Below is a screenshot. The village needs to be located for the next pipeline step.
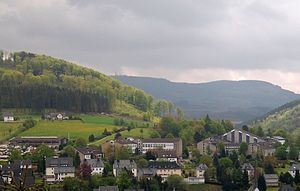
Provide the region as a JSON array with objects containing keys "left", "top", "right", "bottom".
[{"left": 0, "top": 112, "right": 299, "bottom": 191}]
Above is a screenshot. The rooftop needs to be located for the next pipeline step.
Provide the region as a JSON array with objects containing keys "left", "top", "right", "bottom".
[{"left": 148, "top": 161, "right": 181, "bottom": 169}]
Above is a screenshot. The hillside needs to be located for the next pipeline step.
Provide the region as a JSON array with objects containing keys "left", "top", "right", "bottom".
[
  {"left": 0, "top": 51, "right": 163, "bottom": 119},
  {"left": 115, "top": 75, "right": 300, "bottom": 122},
  {"left": 249, "top": 100, "right": 300, "bottom": 135}
]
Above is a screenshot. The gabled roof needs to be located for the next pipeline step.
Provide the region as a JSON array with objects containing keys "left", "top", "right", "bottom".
[
  {"left": 2, "top": 112, "right": 13, "bottom": 117},
  {"left": 113, "top": 160, "right": 137, "bottom": 169},
  {"left": 75, "top": 147, "right": 102, "bottom": 155},
  {"left": 148, "top": 161, "right": 181, "bottom": 169},
  {"left": 151, "top": 150, "right": 177, "bottom": 158},
  {"left": 289, "top": 163, "right": 300, "bottom": 171},
  {"left": 197, "top": 164, "right": 208, "bottom": 170},
  {"left": 86, "top": 159, "right": 104, "bottom": 168},
  {"left": 242, "top": 163, "right": 254, "bottom": 171},
  {"left": 45, "top": 157, "right": 73, "bottom": 167}
]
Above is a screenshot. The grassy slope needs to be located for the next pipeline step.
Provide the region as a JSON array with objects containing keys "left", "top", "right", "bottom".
[
  {"left": 20, "top": 120, "right": 118, "bottom": 141},
  {"left": 250, "top": 103, "right": 300, "bottom": 134},
  {"left": 18, "top": 115, "right": 152, "bottom": 142},
  {"left": 89, "top": 128, "right": 152, "bottom": 146},
  {"left": 0, "top": 122, "right": 22, "bottom": 142}
]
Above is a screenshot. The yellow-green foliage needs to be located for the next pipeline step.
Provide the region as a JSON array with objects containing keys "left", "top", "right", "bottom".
[
  {"left": 90, "top": 128, "right": 152, "bottom": 146},
  {"left": 20, "top": 120, "right": 119, "bottom": 141},
  {"left": 251, "top": 103, "right": 300, "bottom": 135},
  {"left": 0, "top": 122, "right": 22, "bottom": 141}
]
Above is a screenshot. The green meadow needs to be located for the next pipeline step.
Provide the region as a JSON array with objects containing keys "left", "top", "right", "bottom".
[
  {"left": 89, "top": 127, "right": 152, "bottom": 146},
  {"left": 20, "top": 120, "right": 118, "bottom": 141},
  {"left": 0, "top": 122, "right": 23, "bottom": 142}
]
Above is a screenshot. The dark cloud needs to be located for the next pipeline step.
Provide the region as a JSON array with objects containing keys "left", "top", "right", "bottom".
[{"left": 1, "top": 0, "right": 300, "bottom": 91}]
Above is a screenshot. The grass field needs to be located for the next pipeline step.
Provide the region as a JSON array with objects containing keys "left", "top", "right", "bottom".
[
  {"left": 0, "top": 122, "right": 23, "bottom": 142},
  {"left": 186, "top": 184, "right": 222, "bottom": 191},
  {"left": 20, "top": 120, "right": 119, "bottom": 141},
  {"left": 90, "top": 127, "right": 152, "bottom": 145},
  {"left": 275, "top": 165, "right": 290, "bottom": 175}
]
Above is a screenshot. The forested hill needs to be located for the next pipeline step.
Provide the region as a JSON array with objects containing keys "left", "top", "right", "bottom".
[
  {"left": 115, "top": 75, "right": 300, "bottom": 122},
  {"left": 0, "top": 51, "right": 170, "bottom": 118},
  {"left": 249, "top": 99, "right": 300, "bottom": 136}
]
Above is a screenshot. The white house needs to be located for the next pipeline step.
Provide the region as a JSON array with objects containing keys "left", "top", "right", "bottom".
[
  {"left": 45, "top": 157, "right": 75, "bottom": 184},
  {"left": 2, "top": 112, "right": 14, "bottom": 122},
  {"left": 195, "top": 164, "right": 208, "bottom": 183},
  {"left": 289, "top": 163, "right": 300, "bottom": 178},
  {"left": 86, "top": 159, "right": 105, "bottom": 175},
  {"left": 273, "top": 136, "right": 286, "bottom": 145}
]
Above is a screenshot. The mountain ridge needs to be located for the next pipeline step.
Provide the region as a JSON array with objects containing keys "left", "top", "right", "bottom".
[{"left": 115, "top": 75, "right": 300, "bottom": 122}]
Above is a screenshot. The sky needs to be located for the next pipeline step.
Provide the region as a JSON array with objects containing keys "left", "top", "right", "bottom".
[{"left": 1, "top": 0, "right": 300, "bottom": 92}]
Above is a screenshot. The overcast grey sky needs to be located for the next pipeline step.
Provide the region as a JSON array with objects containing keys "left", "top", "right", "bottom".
[{"left": 1, "top": 0, "right": 300, "bottom": 92}]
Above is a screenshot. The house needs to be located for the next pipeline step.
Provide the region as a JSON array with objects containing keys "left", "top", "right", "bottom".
[
  {"left": 147, "top": 161, "right": 182, "bottom": 180},
  {"left": 273, "top": 136, "right": 286, "bottom": 145},
  {"left": 86, "top": 159, "right": 105, "bottom": 175},
  {"left": 264, "top": 174, "right": 279, "bottom": 187},
  {"left": 2, "top": 112, "right": 14, "bottom": 122},
  {"left": 195, "top": 164, "right": 207, "bottom": 183},
  {"left": 138, "top": 168, "right": 156, "bottom": 180},
  {"left": 45, "top": 157, "right": 75, "bottom": 183},
  {"left": 151, "top": 150, "right": 178, "bottom": 162},
  {"left": 142, "top": 138, "right": 183, "bottom": 157},
  {"left": 93, "top": 186, "right": 119, "bottom": 191},
  {"left": 113, "top": 160, "right": 137, "bottom": 177},
  {"left": 0, "top": 160, "right": 35, "bottom": 187},
  {"left": 197, "top": 129, "right": 275, "bottom": 156},
  {"left": 242, "top": 163, "right": 255, "bottom": 179},
  {"left": 115, "top": 138, "right": 141, "bottom": 154},
  {"left": 288, "top": 163, "right": 300, "bottom": 178},
  {"left": 10, "top": 136, "right": 67, "bottom": 150},
  {"left": 75, "top": 147, "right": 103, "bottom": 162},
  {"left": 45, "top": 112, "right": 68, "bottom": 120},
  {"left": 279, "top": 184, "right": 295, "bottom": 191}
]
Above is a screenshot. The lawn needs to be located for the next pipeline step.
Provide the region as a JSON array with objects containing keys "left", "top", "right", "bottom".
[
  {"left": 275, "top": 165, "right": 290, "bottom": 175},
  {"left": 267, "top": 187, "right": 279, "bottom": 191},
  {"left": 20, "top": 120, "right": 118, "bottom": 141},
  {"left": 0, "top": 122, "right": 23, "bottom": 142},
  {"left": 80, "top": 114, "right": 153, "bottom": 127},
  {"left": 89, "top": 127, "right": 152, "bottom": 145},
  {"left": 186, "top": 184, "right": 222, "bottom": 191}
]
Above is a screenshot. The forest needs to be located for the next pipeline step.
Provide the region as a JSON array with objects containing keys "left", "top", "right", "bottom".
[{"left": 0, "top": 51, "right": 172, "bottom": 116}]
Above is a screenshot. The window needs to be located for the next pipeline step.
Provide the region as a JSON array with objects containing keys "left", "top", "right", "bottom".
[
  {"left": 246, "top": 135, "right": 250, "bottom": 143},
  {"left": 239, "top": 132, "right": 243, "bottom": 143}
]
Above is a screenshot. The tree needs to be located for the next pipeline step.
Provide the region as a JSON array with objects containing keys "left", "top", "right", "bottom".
[
  {"left": 31, "top": 144, "right": 55, "bottom": 173},
  {"left": 242, "top": 125, "right": 249, "bottom": 132},
  {"left": 295, "top": 170, "right": 300, "bottom": 185},
  {"left": 74, "top": 152, "right": 81, "bottom": 168},
  {"left": 22, "top": 118, "right": 36, "bottom": 129},
  {"left": 257, "top": 174, "right": 267, "bottom": 191},
  {"left": 199, "top": 155, "right": 213, "bottom": 167},
  {"left": 166, "top": 175, "right": 186, "bottom": 191},
  {"left": 176, "top": 107, "right": 184, "bottom": 120},
  {"left": 88, "top": 134, "right": 95, "bottom": 142},
  {"left": 75, "top": 137, "right": 87, "bottom": 147},
  {"left": 62, "top": 145, "right": 76, "bottom": 157},
  {"left": 79, "top": 161, "right": 92, "bottom": 180},
  {"left": 63, "top": 177, "right": 89, "bottom": 191},
  {"left": 239, "top": 142, "right": 248, "bottom": 156},
  {"left": 242, "top": 169, "right": 249, "bottom": 189},
  {"left": 289, "top": 145, "right": 299, "bottom": 160},
  {"left": 9, "top": 149, "right": 23, "bottom": 162},
  {"left": 117, "top": 170, "right": 132, "bottom": 191},
  {"left": 179, "top": 127, "right": 194, "bottom": 145},
  {"left": 150, "top": 131, "right": 161, "bottom": 138},
  {"left": 275, "top": 145, "right": 287, "bottom": 160},
  {"left": 115, "top": 148, "right": 130, "bottom": 160},
  {"left": 256, "top": 126, "right": 264, "bottom": 137},
  {"left": 194, "top": 131, "right": 203, "bottom": 143}
]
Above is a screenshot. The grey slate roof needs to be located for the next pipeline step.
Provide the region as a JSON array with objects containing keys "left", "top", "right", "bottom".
[
  {"left": 242, "top": 163, "right": 254, "bottom": 171},
  {"left": 113, "top": 160, "right": 137, "bottom": 169},
  {"left": 289, "top": 163, "right": 300, "bottom": 171},
  {"left": 86, "top": 159, "right": 104, "bottom": 168},
  {"left": 2, "top": 112, "right": 13, "bottom": 117},
  {"left": 147, "top": 161, "right": 181, "bottom": 169},
  {"left": 45, "top": 157, "right": 73, "bottom": 167},
  {"left": 197, "top": 164, "right": 208, "bottom": 171}
]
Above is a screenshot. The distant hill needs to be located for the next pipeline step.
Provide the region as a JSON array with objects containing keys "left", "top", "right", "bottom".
[
  {"left": 115, "top": 75, "right": 300, "bottom": 122},
  {"left": 249, "top": 99, "right": 300, "bottom": 135},
  {"left": 0, "top": 51, "right": 160, "bottom": 119}
]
